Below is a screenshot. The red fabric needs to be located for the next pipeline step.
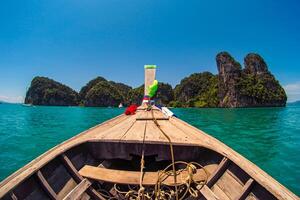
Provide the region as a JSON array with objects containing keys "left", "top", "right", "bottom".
[{"left": 125, "top": 104, "right": 138, "bottom": 115}]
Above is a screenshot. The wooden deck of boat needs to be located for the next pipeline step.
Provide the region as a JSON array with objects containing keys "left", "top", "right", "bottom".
[{"left": 91, "top": 107, "right": 201, "bottom": 144}]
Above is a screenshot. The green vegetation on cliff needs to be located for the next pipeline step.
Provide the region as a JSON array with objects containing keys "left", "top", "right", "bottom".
[
  {"left": 79, "top": 76, "right": 106, "bottom": 101},
  {"left": 109, "top": 81, "right": 132, "bottom": 102},
  {"left": 25, "top": 52, "right": 286, "bottom": 107},
  {"left": 126, "top": 85, "right": 144, "bottom": 105},
  {"left": 217, "top": 52, "right": 286, "bottom": 107},
  {"left": 79, "top": 77, "right": 131, "bottom": 107},
  {"left": 237, "top": 73, "right": 286, "bottom": 103},
  {"left": 171, "top": 72, "right": 218, "bottom": 107},
  {"left": 25, "top": 77, "right": 79, "bottom": 106},
  {"left": 84, "top": 81, "right": 123, "bottom": 107}
]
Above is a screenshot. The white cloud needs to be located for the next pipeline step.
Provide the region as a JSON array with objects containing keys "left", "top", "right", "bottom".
[
  {"left": 284, "top": 82, "right": 300, "bottom": 102},
  {"left": 0, "top": 95, "right": 24, "bottom": 103}
]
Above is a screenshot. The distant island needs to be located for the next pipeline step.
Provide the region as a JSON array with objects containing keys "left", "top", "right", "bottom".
[
  {"left": 287, "top": 101, "right": 300, "bottom": 106},
  {"left": 25, "top": 52, "right": 287, "bottom": 108}
]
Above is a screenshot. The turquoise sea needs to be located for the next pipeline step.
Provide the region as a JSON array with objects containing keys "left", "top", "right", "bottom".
[{"left": 0, "top": 104, "right": 299, "bottom": 196}]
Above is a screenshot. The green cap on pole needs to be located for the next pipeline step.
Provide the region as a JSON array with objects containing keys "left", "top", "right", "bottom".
[{"left": 144, "top": 65, "right": 157, "bottom": 69}]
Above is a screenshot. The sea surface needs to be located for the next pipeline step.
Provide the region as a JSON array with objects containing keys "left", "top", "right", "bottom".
[{"left": 0, "top": 103, "right": 299, "bottom": 196}]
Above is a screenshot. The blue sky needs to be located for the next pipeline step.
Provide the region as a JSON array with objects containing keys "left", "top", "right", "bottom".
[{"left": 1, "top": 0, "right": 300, "bottom": 103}]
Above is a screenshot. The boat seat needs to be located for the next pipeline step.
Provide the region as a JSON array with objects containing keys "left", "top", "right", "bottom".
[{"left": 79, "top": 165, "right": 214, "bottom": 186}]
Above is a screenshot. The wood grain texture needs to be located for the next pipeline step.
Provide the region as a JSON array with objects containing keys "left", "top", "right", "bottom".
[
  {"left": 63, "top": 179, "right": 91, "bottom": 200},
  {"left": 211, "top": 184, "right": 231, "bottom": 200},
  {"left": 60, "top": 154, "right": 105, "bottom": 200},
  {"left": 235, "top": 178, "right": 255, "bottom": 200},
  {"left": 200, "top": 185, "right": 220, "bottom": 200},
  {"left": 79, "top": 165, "right": 211, "bottom": 186},
  {"left": 207, "top": 157, "right": 230, "bottom": 187}
]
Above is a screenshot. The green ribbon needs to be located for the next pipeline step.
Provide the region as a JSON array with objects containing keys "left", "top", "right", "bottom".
[{"left": 148, "top": 80, "right": 158, "bottom": 97}]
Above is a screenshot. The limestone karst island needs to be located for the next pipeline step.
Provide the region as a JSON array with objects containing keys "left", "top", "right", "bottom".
[
  {"left": 25, "top": 52, "right": 286, "bottom": 108},
  {"left": 1, "top": 1, "right": 300, "bottom": 200}
]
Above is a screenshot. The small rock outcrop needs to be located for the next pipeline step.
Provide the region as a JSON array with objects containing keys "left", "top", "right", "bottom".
[
  {"left": 25, "top": 77, "right": 79, "bottom": 106},
  {"left": 217, "top": 52, "right": 286, "bottom": 107},
  {"left": 244, "top": 53, "right": 268, "bottom": 74}
]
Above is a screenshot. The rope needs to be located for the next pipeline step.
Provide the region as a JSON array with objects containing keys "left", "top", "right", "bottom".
[
  {"left": 137, "top": 116, "right": 148, "bottom": 200},
  {"left": 150, "top": 108, "right": 179, "bottom": 200}
]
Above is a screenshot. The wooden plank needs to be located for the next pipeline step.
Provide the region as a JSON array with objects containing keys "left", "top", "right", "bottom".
[
  {"left": 200, "top": 185, "right": 220, "bottom": 200},
  {"left": 98, "top": 115, "right": 137, "bottom": 140},
  {"left": 63, "top": 179, "right": 91, "bottom": 200},
  {"left": 80, "top": 193, "right": 90, "bottom": 200},
  {"left": 60, "top": 154, "right": 82, "bottom": 183},
  {"left": 207, "top": 157, "right": 230, "bottom": 187},
  {"left": 235, "top": 178, "right": 255, "bottom": 200},
  {"left": 211, "top": 184, "right": 231, "bottom": 200},
  {"left": 152, "top": 109, "right": 169, "bottom": 119},
  {"left": 36, "top": 170, "right": 57, "bottom": 200},
  {"left": 79, "top": 165, "right": 208, "bottom": 186},
  {"left": 60, "top": 154, "right": 105, "bottom": 200},
  {"left": 120, "top": 119, "right": 147, "bottom": 141},
  {"left": 245, "top": 193, "right": 258, "bottom": 200},
  {"left": 144, "top": 120, "right": 167, "bottom": 142},
  {"left": 121, "top": 116, "right": 168, "bottom": 143},
  {"left": 57, "top": 178, "right": 77, "bottom": 199},
  {"left": 215, "top": 170, "right": 244, "bottom": 199},
  {"left": 157, "top": 120, "right": 199, "bottom": 143}
]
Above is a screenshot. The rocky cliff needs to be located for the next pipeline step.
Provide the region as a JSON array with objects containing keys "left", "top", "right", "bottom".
[
  {"left": 25, "top": 52, "right": 286, "bottom": 107},
  {"left": 25, "top": 77, "right": 79, "bottom": 106},
  {"left": 217, "top": 52, "right": 286, "bottom": 107}
]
